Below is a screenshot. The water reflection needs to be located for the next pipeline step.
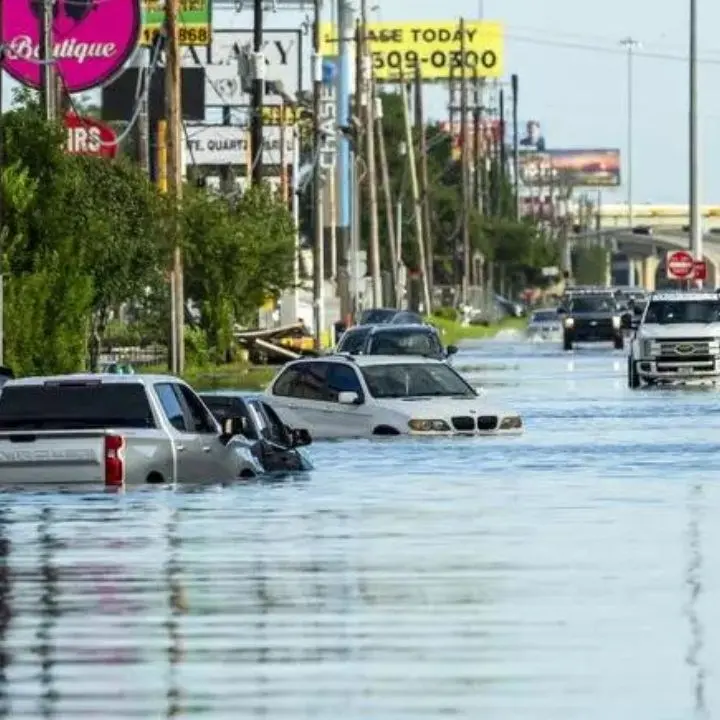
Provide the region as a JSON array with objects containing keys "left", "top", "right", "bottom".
[
  {"left": 166, "top": 504, "right": 183, "bottom": 719},
  {"left": 0, "top": 510, "right": 10, "bottom": 718},
  {"left": 36, "top": 508, "right": 58, "bottom": 719},
  {"left": 685, "top": 483, "right": 707, "bottom": 718}
]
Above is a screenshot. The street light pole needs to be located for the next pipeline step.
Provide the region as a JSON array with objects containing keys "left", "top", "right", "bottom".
[
  {"left": 620, "top": 37, "right": 639, "bottom": 230},
  {"left": 689, "top": 0, "right": 702, "bottom": 284}
]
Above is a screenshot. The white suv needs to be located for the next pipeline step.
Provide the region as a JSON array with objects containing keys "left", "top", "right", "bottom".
[
  {"left": 628, "top": 291, "right": 720, "bottom": 387},
  {"left": 264, "top": 355, "right": 523, "bottom": 439}
]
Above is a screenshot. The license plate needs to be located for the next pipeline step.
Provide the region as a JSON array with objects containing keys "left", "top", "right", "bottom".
[{"left": 677, "top": 366, "right": 693, "bottom": 375}]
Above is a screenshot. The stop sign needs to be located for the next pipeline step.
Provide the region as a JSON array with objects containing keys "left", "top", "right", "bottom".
[
  {"left": 666, "top": 250, "right": 695, "bottom": 279},
  {"left": 64, "top": 113, "right": 118, "bottom": 159}
]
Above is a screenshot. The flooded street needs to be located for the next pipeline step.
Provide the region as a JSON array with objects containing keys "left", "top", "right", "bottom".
[{"left": 2, "top": 332, "right": 720, "bottom": 718}]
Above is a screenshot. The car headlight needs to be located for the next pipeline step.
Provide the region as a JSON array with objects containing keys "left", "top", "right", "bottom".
[
  {"left": 641, "top": 339, "right": 653, "bottom": 356},
  {"left": 408, "top": 419, "right": 451, "bottom": 432},
  {"left": 612, "top": 315, "right": 621, "bottom": 328},
  {"left": 564, "top": 317, "right": 574, "bottom": 328},
  {"left": 499, "top": 416, "right": 523, "bottom": 430}
]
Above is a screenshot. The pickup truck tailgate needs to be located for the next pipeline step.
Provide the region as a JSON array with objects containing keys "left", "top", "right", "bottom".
[{"left": 0, "top": 431, "right": 106, "bottom": 486}]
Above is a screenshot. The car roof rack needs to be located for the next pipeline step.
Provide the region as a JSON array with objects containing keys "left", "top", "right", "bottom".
[{"left": 334, "top": 351, "right": 357, "bottom": 361}]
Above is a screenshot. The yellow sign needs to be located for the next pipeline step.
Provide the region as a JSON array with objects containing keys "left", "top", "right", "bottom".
[
  {"left": 319, "top": 20, "right": 503, "bottom": 81},
  {"left": 261, "top": 105, "right": 301, "bottom": 126},
  {"left": 141, "top": 0, "right": 211, "bottom": 47}
]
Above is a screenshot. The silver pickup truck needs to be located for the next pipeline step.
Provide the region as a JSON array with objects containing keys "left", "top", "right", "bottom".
[{"left": 0, "top": 373, "right": 265, "bottom": 489}]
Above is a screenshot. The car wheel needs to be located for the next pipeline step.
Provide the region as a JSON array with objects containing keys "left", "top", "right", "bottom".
[{"left": 627, "top": 356, "right": 641, "bottom": 389}]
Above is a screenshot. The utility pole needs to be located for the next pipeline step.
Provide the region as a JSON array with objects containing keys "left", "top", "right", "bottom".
[
  {"left": 375, "top": 93, "right": 398, "bottom": 307},
  {"left": 137, "top": 47, "right": 150, "bottom": 177},
  {"left": 459, "top": 18, "right": 470, "bottom": 305},
  {"left": 511, "top": 74, "right": 520, "bottom": 220},
  {"left": 353, "top": 19, "right": 363, "bottom": 315},
  {"left": 0, "top": 0, "right": 4, "bottom": 366},
  {"left": 472, "top": 68, "right": 483, "bottom": 214},
  {"left": 40, "top": 0, "right": 56, "bottom": 121},
  {"left": 620, "top": 37, "right": 639, "bottom": 229},
  {"left": 166, "top": 0, "right": 184, "bottom": 373},
  {"left": 362, "top": 11, "right": 381, "bottom": 307},
  {"left": 415, "top": 65, "right": 433, "bottom": 306},
  {"left": 399, "top": 76, "right": 431, "bottom": 314},
  {"left": 251, "top": 0, "right": 264, "bottom": 184},
  {"left": 688, "top": 0, "right": 702, "bottom": 281},
  {"left": 312, "top": 0, "right": 325, "bottom": 349}
]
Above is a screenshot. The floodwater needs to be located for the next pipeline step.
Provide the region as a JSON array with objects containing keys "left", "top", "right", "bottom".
[{"left": 2, "top": 330, "right": 720, "bottom": 718}]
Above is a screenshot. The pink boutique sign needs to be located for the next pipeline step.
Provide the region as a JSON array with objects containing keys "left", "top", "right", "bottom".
[{"left": 1, "top": 0, "right": 141, "bottom": 93}]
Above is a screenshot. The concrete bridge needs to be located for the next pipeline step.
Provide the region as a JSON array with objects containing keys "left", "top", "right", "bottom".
[
  {"left": 572, "top": 225, "right": 720, "bottom": 290},
  {"left": 597, "top": 204, "right": 720, "bottom": 229}
]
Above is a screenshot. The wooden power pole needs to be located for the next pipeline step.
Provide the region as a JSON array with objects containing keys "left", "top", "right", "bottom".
[
  {"left": 312, "top": 0, "right": 324, "bottom": 349},
  {"left": 459, "top": 18, "right": 471, "bottom": 305},
  {"left": 166, "top": 0, "right": 184, "bottom": 373},
  {"left": 414, "top": 66, "right": 433, "bottom": 306},
  {"left": 399, "top": 75, "right": 431, "bottom": 314}
]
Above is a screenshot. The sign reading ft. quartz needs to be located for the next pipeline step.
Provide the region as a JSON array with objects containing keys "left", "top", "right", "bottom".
[
  {"left": 2, "top": 0, "right": 141, "bottom": 93},
  {"left": 319, "top": 20, "right": 503, "bottom": 81}
]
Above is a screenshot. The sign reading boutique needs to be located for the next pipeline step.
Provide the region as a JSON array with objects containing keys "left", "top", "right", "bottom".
[
  {"left": 319, "top": 20, "right": 503, "bottom": 81},
  {"left": 183, "top": 125, "right": 295, "bottom": 166},
  {"left": 1, "top": 0, "right": 141, "bottom": 93}
]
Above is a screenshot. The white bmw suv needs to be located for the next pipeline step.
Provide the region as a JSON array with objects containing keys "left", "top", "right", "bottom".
[
  {"left": 263, "top": 355, "right": 523, "bottom": 439},
  {"left": 628, "top": 290, "right": 720, "bottom": 387}
]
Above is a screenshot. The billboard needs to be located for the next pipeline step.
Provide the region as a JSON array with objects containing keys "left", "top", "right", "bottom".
[
  {"left": 141, "top": 0, "right": 211, "bottom": 46},
  {"left": 183, "top": 124, "right": 295, "bottom": 166},
  {"left": 319, "top": 20, "right": 503, "bottom": 81},
  {"left": 196, "top": 29, "right": 303, "bottom": 107},
  {"left": 519, "top": 149, "right": 620, "bottom": 187},
  {"left": 2, "top": 0, "right": 141, "bottom": 93}
]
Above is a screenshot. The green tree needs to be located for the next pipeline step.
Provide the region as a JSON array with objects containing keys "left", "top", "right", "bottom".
[{"left": 182, "top": 183, "right": 296, "bottom": 361}]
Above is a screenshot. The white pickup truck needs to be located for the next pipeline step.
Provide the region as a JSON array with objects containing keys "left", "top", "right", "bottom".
[
  {"left": 628, "top": 291, "right": 720, "bottom": 387},
  {"left": 0, "top": 373, "right": 264, "bottom": 488}
]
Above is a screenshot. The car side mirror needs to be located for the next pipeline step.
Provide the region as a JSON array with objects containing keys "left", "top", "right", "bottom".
[
  {"left": 446, "top": 345, "right": 458, "bottom": 355},
  {"left": 337, "top": 391, "right": 361, "bottom": 405},
  {"left": 290, "top": 428, "right": 312, "bottom": 447},
  {"left": 621, "top": 312, "right": 632, "bottom": 329},
  {"left": 221, "top": 416, "right": 245, "bottom": 441}
]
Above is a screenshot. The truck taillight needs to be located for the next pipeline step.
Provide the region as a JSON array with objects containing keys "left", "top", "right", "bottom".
[{"left": 104, "top": 434, "right": 125, "bottom": 488}]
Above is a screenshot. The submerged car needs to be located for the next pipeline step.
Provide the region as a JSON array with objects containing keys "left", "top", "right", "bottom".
[
  {"left": 558, "top": 291, "right": 630, "bottom": 351},
  {"left": 199, "top": 391, "right": 313, "bottom": 474},
  {"left": 336, "top": 324, "right": 457, "bottom": 361},
  {"left": 263, "top": 355, "right": 523, "bottom": 439},
  {"left": 526, "top": 309, "right": 562, "bottom": 340}
]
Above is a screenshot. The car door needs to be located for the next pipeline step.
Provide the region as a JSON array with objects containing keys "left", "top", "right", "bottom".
[
  {"left": 248, "top": 400, "right": 303, "bottom": 473},
  {"left": 175, "top": 384, "right": 239, "bottom": 482},
  {"left": 324, "top": 363, "right": 373, "bottom": 437},
  {"left": 153, "top": 382, "right": 200, "bottom": 483}
]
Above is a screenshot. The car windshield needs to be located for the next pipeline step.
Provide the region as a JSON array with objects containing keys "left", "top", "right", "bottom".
[
  {"left": 337, "top": 327, "right": 372, "bottom": 354},
  {"left": 569, "top": 296, "right": 615, "bottom": 313},
  {"left": 644, "top": 300, "right": 720, "bottom": 324},
  {"left": 359, "top": 309, "right": 396, "bottom": 324},
  {"left": 361, "top": 363, "right": 475, "bottom": 399},
  {"left": 531, "top": 311, "right": 557, "bottom": 323},
  {"left": 366, "top": 329, "right": 443, "bottom": 358}
]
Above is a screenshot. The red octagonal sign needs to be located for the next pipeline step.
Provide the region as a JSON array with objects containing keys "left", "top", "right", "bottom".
[
  {"left": 64, "top": 113, "right": 118, "bottom": 159},
  {"left": 666, "top": 250, "right": 695, "bottom": 280}
]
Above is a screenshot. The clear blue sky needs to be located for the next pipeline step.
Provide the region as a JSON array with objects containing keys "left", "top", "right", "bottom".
[{"left": 3, "top": 0, "right": 719, "bottom": 205}]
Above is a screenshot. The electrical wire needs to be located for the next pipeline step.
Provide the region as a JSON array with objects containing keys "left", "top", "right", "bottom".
[{"left": 60, "top": 37, "right": 162, "bottom": 147}]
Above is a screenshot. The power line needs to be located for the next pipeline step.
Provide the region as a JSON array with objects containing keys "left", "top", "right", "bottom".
[{"left": 507, "top": 32, "right": 720, "bottom": 65}]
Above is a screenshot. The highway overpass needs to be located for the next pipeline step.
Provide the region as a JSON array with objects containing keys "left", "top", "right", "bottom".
[{"left": 598, "top": 204, "right": 720, "bottom": 228}]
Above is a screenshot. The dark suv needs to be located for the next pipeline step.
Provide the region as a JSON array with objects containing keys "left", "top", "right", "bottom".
[{"left": 558, "top": 292, "right": 630, "bottom": 351}]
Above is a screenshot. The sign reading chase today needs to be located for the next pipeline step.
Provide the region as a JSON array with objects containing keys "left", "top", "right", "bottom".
[
  {"left": 1, "top": 0, "right": 141, "bottom": 93},
  {"left": 319, "top": 20, "right": 503, "bottom": 81}
]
